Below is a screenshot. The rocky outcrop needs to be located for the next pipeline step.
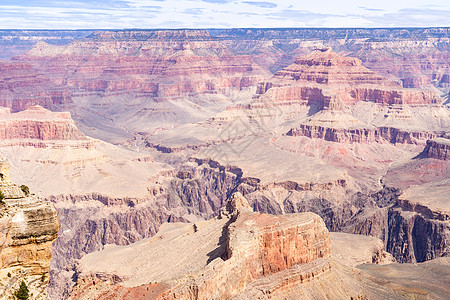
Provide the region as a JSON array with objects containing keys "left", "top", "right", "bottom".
[
  {"left": 0, "top": 61, "right": 72, "bottom": 112},
  {"left": 420, "top": 138, "right": 450, "bottom": 160},
  {"left": 386, "top": 208, "right": 449, "bottom": 263},
  {"left": 288, "top": 124, "right": 439, "bottom": 144},
  {"left": 254, "top": 48, "right": 440, "bottom": 107},
  {"left": 69, "top": 193, "right": 331, "bottom": 299},
  {"left": 0, "top": 105, "right": 87, "bottom": 141},
  {"left": 210, "top": 28, "right": 450, "bottom": 93},
  {"left": 386, "top": 181, "right": 449, "bottom": 263},
  {"left": 0, "top": 158, "right": 60, "bottom": 299}
]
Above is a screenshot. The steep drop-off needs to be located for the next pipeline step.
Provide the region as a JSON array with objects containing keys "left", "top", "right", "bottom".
[{"left": 0, "top": 158, "right": 60, "bottom": 299}]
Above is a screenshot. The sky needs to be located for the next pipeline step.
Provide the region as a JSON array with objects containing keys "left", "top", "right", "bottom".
[{"left": 0, "top": 0, "right": 449, "bottom": 29}]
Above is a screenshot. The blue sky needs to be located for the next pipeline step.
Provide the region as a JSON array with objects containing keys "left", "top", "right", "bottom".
[{"left": 0, "top": 0, "right": 449, "bottom": 29}]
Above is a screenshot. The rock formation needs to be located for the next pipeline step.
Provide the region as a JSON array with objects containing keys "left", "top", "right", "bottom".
[
  {"left": 255, "top": 48, "right": 439, "bottom": 107},
  {"left": 0, "top": 105, "right": 87, "bottom": 141},
  {"left": 0, "top": 61, "right": 71, "bottom": 112},
  {"left": 288, "top": 121, "right": 440, "bottom": 145},
  {"left": 68, "top": 194, "right": 449, "bottom": 300},
  {"left": 420, "top": 138, "right": 450, "bottom": 160},
  {"left": 7, "top": 30, "right": 270, "bottom": 141},
  {"left": 0, "top": 158, "right": 60, "bottom": 299},
  {"left": 68, "top": 193, "right": 332, "bottom": 299},
  {"left": 251, "top": 49, "right": 448, "bottom": 146},
  {"left": 386, "top": 179, "right": 450, "bottom": 262},
  {"left": 0, "top": 28, "right": 448, "bottom": 299}
]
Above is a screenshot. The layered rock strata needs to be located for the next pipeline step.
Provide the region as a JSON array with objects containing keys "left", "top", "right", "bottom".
[
  {"left": 288, "top": 123, "right": 440, "bottom": 144},
  {"left": 0, "top": 105, "right": 87, "bottom": 141},
  {"left": 69, "top": 193, "right": 331, "bottom": 299},
  {"left": 0, "top": 61, "right": 71, "bottom": 112},
  {"left": 255, "top": 48, "right": 440, "bottom": 107},
  {"left": 14, "top": 30, "right": 269, "bottom": 100},
  {"left": 420, "top": 138, "right": 450, "bottom": 160},
  {"left": 0, "top": 158, "right": 60, "bottom": 299},
  {"left": 386, "top": 180, "right": 450, "bottom": 263}
]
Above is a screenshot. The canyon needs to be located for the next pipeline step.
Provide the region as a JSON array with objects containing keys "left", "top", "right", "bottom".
[
  {"left": 0, "top": 28, "right": 448, "bottom": 299},
  {"left": 0, "top": 158, "right": 60, "bottom": 299}
]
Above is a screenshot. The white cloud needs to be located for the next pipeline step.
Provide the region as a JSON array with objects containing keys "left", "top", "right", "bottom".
[{"left": 0, "top": 0, "right": 448, "bottom": 29}]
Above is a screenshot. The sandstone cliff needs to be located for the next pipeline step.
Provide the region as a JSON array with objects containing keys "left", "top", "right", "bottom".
[
  {"left": 420, "top": 138, "right": 450, "bottom": 160},
  {"left": 0, "top": 158, "right": 60, "bottom": 299},
  {"left": 67, "top": 194, "right": 449, "bottom": 300},
  {"left": 386, "top": 180, "right": 450, "bottom": 263},
  {"left": 255, "top": 48, "right": 440, "bottom": 107},
  {"left": 69, "top": 193, "right": 332, "bottom": 299},
  {"left": 0, "top": 105, "right": 87, "bottom": 141},
  {"left": 288, "top": 122, "right": 440, "bottom": 145}
]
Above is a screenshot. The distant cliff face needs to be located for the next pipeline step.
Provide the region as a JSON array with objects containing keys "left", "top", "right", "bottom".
[
  {"left": 13, "top": 31, "right": 269, "bottom": 99},
  {"left": 288, "top": 125, "right": 440, "bottom": 145},
  {"left": 420, "top": 138, "right": 450, "bottom": 160},
  {"left": 0, "top": 61, "right": 72, "bottom": 112},
  {"left": 0, "top": 105, "right": 87, "bottom": 141},
  {"left": 255, "top": 49, "right": 440, "bottom": 107},
  {"left": 0, "top": 158, "right": 60, "bottom": 299}
]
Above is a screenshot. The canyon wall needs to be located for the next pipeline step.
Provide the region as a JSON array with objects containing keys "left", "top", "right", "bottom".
[
  {"left": 0, "top": 105, "right": 87, "bottom": 140},
  {"left": 69, "top": 193, "right": 332, "bottom": 299},
  {"left": 0, "top": 158, "right": 60, "bottom": 299},
  {"left": 288, "top": 125, "right": 440, "bottom": 145},
  {"left": 420, "top": 138, "right": 450, "bottom": 160}
]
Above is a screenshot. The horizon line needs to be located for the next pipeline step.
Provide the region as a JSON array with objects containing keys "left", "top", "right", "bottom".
[{"left": 0, "top": 26, "right": 449, "bottom": 31}]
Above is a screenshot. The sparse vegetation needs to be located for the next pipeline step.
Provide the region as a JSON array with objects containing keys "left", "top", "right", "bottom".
[
  {"left": 41, "top": 273, "right": 46, "bottom": 283},
  {"left": 0, "top": 190, "right": 5, "bottom": 206},
  {"left": 15, "top": 281, "right": 29, "bottom": 300},
  {"left": 20, "top": 185, "right": 30, "bottom": 196}
]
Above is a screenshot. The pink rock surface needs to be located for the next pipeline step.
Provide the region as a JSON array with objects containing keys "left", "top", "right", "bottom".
[
  {"left": 0, "top": 105, "right": 86, "bottom": 140},
  {"left": 0, "top": 61, "right": 72, "bottom": 112},
  {"left": 255, "top": 48, "right": 440, "bottom": 107},
  {"left": 12, "top": 31, "right": 269, "bottom": 102},
  {"left": 69, "top": 194, "right": 331, "bottom": 299},
  {"left": 420, "top": 138, "right": 450, "bottom": 160}
]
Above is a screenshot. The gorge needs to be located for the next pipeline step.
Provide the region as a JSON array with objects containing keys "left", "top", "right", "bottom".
[{"left": 0, "top": 27, "right": 448, "bottom": 299}]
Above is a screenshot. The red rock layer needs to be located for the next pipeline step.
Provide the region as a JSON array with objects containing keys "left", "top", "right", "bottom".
[
  {"left": 420, "top": 139, "right": 450, "bottom": 160},
  {"left": 287, "top": 125, "right": 439, "bottom": 144},
  {"left": 0, "top": 61, "right": 72, "bottom": 112},
  {"left": 11, "top": 31, "right": 269, "bottom": 104},
  {"left": 0, "top": 105, "right": 86, "bottom": 140},
  {"left": 359, "top": 48, "right": 450, "bottom": 89},
  {"left": 69, "top": 195, "right": 331, "bottom": 300},
  {"left": 255, "top": 48, "right": 440, "bottom": 107},
  {"left": 226, "top": 212, "right": 331, "bottom": 276}
]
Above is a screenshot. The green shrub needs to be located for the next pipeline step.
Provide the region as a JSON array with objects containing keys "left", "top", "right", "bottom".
[
  {"left": 7, "top": 272, "right": 11, "bottom": 278},
  {"left": 41, "top": 273, "right": 46, "bottom": 283},
  {"left": 15, "top": 281, "right": 29, "bottom": 300},
  {"left": 20, "top": 185, "right": 30, "bottom": 196},
  {"left": 0, "top": 190, "right": 5, "bottom": 206}
]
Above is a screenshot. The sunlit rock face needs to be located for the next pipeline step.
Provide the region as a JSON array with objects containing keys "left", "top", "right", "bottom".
[
  {"left": 255, "top": 48, "right": 439, "bottom": 107},
  {"left": 0, "top": 158, "right": 60, "bottom": 299},
  {"left": 69, "top": 193, "right": 332, "bottom": 300},
  {"left": 0, "top": 105, "right": 86, "bottom": 141}
]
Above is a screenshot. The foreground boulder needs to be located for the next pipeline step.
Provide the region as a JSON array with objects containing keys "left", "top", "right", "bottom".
[{"left": 0, "top": 158, "right": 60, "bottom": 299}]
